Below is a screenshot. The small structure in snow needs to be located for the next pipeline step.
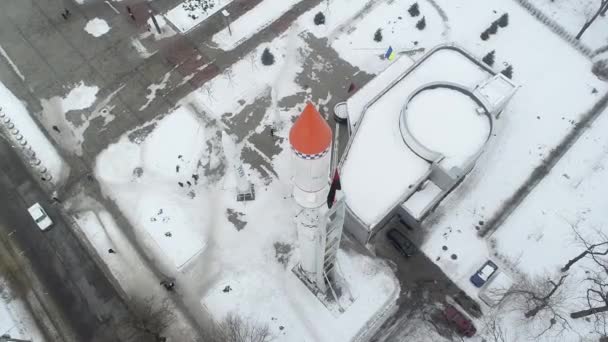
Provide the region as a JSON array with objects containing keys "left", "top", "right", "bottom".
[{"left": 221, "top": 131, "right": 255, "bottom": 201}]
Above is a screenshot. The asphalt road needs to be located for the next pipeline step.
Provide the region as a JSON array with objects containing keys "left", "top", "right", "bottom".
[
  {"left": 369, "top": 220, "right": 483, "bottom": 341},
  {"left": 0, "top": 137, "right": 134, "bottom": 342}
]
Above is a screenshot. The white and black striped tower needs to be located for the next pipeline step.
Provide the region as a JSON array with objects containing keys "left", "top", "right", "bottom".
[{"left": 289, "top": 102, "right": 335, "bottom": 291}]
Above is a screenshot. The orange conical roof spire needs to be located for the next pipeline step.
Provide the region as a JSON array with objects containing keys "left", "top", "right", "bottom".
[{"left": 289, "top": 103, "right": 332, "bottom": 155}]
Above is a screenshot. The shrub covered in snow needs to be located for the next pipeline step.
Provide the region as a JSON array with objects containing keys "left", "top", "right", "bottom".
[
  {"left": 482, "top": 50, "right": 495, "bottom": 66},
  {"left": 592, "top": 59, "right": 608, "bottom": 80},
  {"left": 408, "top": 3, "right": 420, "bottom": 17},
  {"left": 261, "top": 48, "right": 275, "bottom": 66},
  {"left": 183, "top": 0, "right": 217, "bottom": 19},
  {"left": 497, "top": 13, "right": 509, "bottom": 28},
  {"left": 488, "top": 21, "right": 499, "bottom": 35},
  {"left": 416, "top": 16, "right": 426, "bottom": 30},
  {"left": 314, "top": 12, "right": 325, "bottom": 26},
  {"left": 374, "top": 28, "right": 383, "bottom": 42},
  {"left": 501, "top": 65, "right": 513, "bottom": 79}
]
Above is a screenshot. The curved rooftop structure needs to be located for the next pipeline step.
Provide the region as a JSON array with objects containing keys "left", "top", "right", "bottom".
[{"left": 338, "top": 44, "right": 518, "bottom": 244}]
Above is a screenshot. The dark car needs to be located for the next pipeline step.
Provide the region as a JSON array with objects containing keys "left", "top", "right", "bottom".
[
  {"left": 470, "top": 260, "right": 498, "bottom": 288},
  {"left": 443, "top": 304, "right": 477, "bottom": 337},
  {"left": 386, "top": 229, "right": 416, "bottom": 257}
]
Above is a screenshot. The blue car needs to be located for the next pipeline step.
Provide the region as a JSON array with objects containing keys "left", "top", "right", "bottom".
[{"left": 470, "top": 260, "right": 498, "bottom": 288}]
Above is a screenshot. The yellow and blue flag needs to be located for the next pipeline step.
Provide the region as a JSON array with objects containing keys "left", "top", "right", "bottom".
[{"left": 385, "top": 46, "right": 395, "bottom": 61}]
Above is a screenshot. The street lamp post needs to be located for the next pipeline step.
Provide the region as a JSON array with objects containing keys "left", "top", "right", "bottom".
[{"left": 221, "top": 9, "right": 232, "bottom": 36}]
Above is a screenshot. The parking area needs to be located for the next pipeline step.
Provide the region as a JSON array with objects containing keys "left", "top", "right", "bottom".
[{"left": 369, "top": 218, "right": 483, "bottom": 341}]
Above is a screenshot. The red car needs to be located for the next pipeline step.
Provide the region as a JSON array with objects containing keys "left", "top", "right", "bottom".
[{"left": 443, "top": 304, "right": 477, "bottom": 337}]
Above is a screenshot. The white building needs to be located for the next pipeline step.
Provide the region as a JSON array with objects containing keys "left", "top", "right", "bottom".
[{"left": 339, "top": 44, "right": 519, "bottom": 244}]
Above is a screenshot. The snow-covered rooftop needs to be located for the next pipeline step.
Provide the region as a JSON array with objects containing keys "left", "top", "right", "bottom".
[{"left": 341, "top": 46, "right": 497, "bottom": 228}]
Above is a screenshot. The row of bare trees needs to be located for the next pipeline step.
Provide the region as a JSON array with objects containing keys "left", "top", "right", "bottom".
[
  {"left": 482, "top": 223, "right": 608, "bottom": 340},
  {"left": 125, "top": 297, "right": 271, "bottom": 342}
]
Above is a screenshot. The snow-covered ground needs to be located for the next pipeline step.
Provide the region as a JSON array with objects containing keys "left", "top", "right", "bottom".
[
  {"left": 94, "top": 102, "right": 399, "bottom": 341},
  {"left": 39, "top": 81, "right": 121, "bottom": 156},
  {"left": 88, "top": 9, "right": 403, "bottom": 339},
  {"left": 165, "top": 0, "right": 233, "bottom": 33},
  {"left": 0, "top": 82, "right": 69, "bottom": 186},
  {"left": 0, "top": 276, "right": 46, "bottom": 341}
]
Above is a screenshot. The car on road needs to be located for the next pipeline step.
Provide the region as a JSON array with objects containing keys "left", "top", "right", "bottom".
[
  {"left": 470, "top": 260, "right": 498, "bottom": 288},
  {"left": 386, "top": 228, "right": 416, "bottom": 257},
  {"left": 27, "top": 203, "right": 53, "bottom": 231},
  {"left": 443, "top": 304, "right": 477, "bottom": 337}
]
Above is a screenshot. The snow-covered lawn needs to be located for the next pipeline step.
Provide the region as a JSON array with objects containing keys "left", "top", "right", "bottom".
[
  {"left": 95, "top": 101, "right": 399, "bottom": 340},
  {"left": 331, "top": 0, "right": 446, "bottom": 74},
  {"left": 165, "top": 0, "right": 233, "bottom": 33},
  {"left": 527, "top": 0, "right": 608, "bottom": 50},
  {"left": 0, "top": 82, "right": 69, "bottom": 186},
  {"left": 212, "top": 0, "right": 302, "bottom": 51},
  {"left": 0, "top": 276, "right": 46, "bottom": 342}
]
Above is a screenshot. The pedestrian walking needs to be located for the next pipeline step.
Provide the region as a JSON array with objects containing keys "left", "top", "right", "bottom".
[
  {"left": 347, "top": 82, "right": 356, "bottom": 94},
  {"left": 160, "top": 280, "right": 175, "bottom": 291},
  {"left": 61, "top": 12, "right": 67, "bottom": 20},
  {"left": 270, "top": 128, "right": 275, "bottom": 137},
  {"left": 126, "top": 6, "right": 136, "bottom": 21}
]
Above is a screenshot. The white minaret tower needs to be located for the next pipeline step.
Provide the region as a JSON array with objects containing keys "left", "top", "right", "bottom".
[{"left": 290, "top": 102, "right": 343, "bottom": 293}]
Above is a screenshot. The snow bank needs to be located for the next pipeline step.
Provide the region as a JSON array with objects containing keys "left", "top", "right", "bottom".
[
  {"left": 212, "top": 0, "right": 301, "bottom": 51},
  {"left": 0, "top": 276, "right": 46, "bottom": 342},
  {"left": 84, "top": 18, "right": 110, "bottom": 37},
  {"left": 0, "top": 82, "right": 69, "bottom": 185},
  {"left": 165, "top": 0, "right": 233, "bottom": 33},
  {"left": 96, "top": 107, "right": 208, "bottom": 270}
]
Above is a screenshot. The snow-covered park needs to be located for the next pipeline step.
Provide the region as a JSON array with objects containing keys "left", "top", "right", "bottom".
[{"left": 2, "top": 0, "right": 608, "bottom": 340}]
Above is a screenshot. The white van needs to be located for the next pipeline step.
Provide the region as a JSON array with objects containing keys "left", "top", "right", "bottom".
[{"left": 479, "top": 271, "right": 513, "bottom": 307}]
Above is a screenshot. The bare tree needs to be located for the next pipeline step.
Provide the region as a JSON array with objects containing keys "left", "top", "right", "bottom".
[
  {"left": 576, "top": 0, "right": 608, "bottom": 39},
  {"left": 203, "top": 313, "right": 271, "bottom": 342},
  {"left": 562, "top": 224, "right": 608, "bottom": 272},
  {"left": 505, "top": 274, "right": 571, "bottom": 338},
  {"left": 124, "top": 297, "right": 175, "bottom": 342}
]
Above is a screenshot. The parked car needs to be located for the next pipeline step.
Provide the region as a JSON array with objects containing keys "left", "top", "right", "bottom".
[
  {"left": 27, "top": 203, "right": 53, "bottom": 231},
  {"left": 479, "top": 271, "right": 513, "bottom": 306},
  {"left": 386, "top": 229, "right": 416, "bottom": 257},
  {"left": 470, "top": 260, "right": 498, "bottom": 288},
  {"left": 443, "top": 304, "right": 477, "bottom": 337}
]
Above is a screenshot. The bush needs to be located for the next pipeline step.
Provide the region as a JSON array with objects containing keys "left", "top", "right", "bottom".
[
  {"left": 487, "top": 21, "right": 498, "bottom": 34},
  {"left": 408, "top": 3, "right": 420, "bottom": 17},
  {"left": 314, "top": 12, "right": 325, "bottom": 25},
  {"left": 374, "top": 28, "right": 383, "bottom": 42},
  {"left": 497, "top": 13, "right": 509, "bottom": 28},
  {"left": 480, "top": 30, "right": 489, "bottom": 41},
  {"left": 501, "top": 65, "right": 513, "bottom": 79},
  {"left": 482, "top": 50, "right": 495, "bottom": 66},
  {"left": 416, "top": 16, "right": 426, "bottom": 30},
  {"left": 261, "top": 48, "right": 274, "bottom": 66},
  {"left": 592, "top": 59, "right": 608, "bottom": 80}
]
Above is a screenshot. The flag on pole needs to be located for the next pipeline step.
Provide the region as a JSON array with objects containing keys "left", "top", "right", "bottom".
[
  {"left": 385, "top": 46, "right": 396, "bottom": 61},
  {"left": 327, "top": 169, "right": 342, "bottom": 209}
]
